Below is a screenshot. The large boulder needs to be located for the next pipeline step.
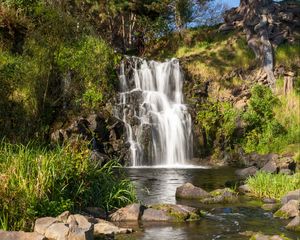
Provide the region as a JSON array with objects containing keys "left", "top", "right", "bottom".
[
  {"left": 274, "top": 200, "right": 299, "bottom": 219},
  {"left": 94, "top": 219, "right": 132, "bottom": 236},
  {"left": 175, "top": 183, "right": 210, "bottom": 199},
  {"left": 0, "top": 231, "right": 45, "bottom": 240},
  {"left": 261, "top": 160, "right": 278, "bottom": 173},
  {"left": 109, "top": 203, "right": 144, "bottom": 221},
  {"left": 286, "top": 216, "right": 300, "bottom": 232},
  {"left": 235, "top": 166, "right": 258, "bottom": 178},
  {"left": 34, "top": 217, "right": 58, "bottom": 235},
  {"left": 281, "top": 189, "right": 300, "bottom": 204},
  {"left": 44, "top": 223, "right": 69, "bottom": 240}
]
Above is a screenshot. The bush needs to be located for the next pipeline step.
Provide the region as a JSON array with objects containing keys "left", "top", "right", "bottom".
[
  {"left": 242, "top": 85, "right": 288, "bottom": 153},
  {"left": 0, "top": 141, "right": 136, "bottom": 231},
  {"left": 246, "top": 171, "right": 300, "bottom": 200}
]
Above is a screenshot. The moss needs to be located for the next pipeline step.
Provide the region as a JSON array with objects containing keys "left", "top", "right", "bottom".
[{"left": 273, "top": 210, "right": 290, "bottom": 219}]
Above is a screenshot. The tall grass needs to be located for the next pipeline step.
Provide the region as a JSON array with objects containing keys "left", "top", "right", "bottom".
[
  {"left": 0, "top": 141, "right": 136, "bottom": 231},
  {"left": 246, "top": 171, "right": 300, "bottom": 200}
]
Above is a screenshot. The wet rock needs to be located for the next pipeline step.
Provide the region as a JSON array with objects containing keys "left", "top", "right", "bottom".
[
  {"left": 238, "top": 184, "right": 251, "bottom": 194},
  {"left": 286, "top": 216, "right": 300, "bottom": 232},
  {"left": 274, "top": 200, "right": 299, "bottom": 219},
  {"left": 34, "top": 217, "right": 58, "bottom": 235},
  {"left": 110, "top": 203, "right": 144, "bottom": 221},
  {"left": 0, "top": 231, "right": 46, "bottom": 240},
  {"left": 175, "top": 183, "right": 210, "bottom": 199},
  {"left": 281, "top": 189, "right": 300, "bottom": 204},
  {"left": 200, "top": 188, "right": 238, "bottom": 204},
  {"left": 243, "top": 232, "right": 291, "bottom": 240},
  {"left": 235, "top": 166, "right": 258, "bottom": 178},
  {"left": 261, "top": 160, "right": 278, "bottom": 173},
  {"left": 44, "top": 223, "right": 69, "bottom": 240},
  {"left": 94, "top": 219, "right": 132, "bottom": 236},
  {"left": 150, "top": 204, "right": 200, "bottom": 221},
  {"left": 141, "top": 208, "right": 174, "bottom": 221}
]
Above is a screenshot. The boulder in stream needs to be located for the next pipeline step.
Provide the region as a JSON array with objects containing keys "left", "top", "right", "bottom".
[
  {"left": 175, "top": 183, "right": 210, "bottom": 199},
  {"left": 281, "top": 189, "right": 300, "bottom": 204},
  {"left": 286, "top": 216, "right": 300, "bottom": 232},
  {"left": 109, "top": 203, "right": 145, "bottom": 221},
  {"left": 200, "top": 188, "right": 238, "bottom": 204}
]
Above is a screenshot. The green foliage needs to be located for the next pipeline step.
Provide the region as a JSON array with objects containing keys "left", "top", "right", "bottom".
[
  {"left": 197, "top": 100, "right": 239, "bottom": 154},
  {"left": 0, "top": 141, "right": 136, "bottom": 231},
  {"left": 246, "top": 171, "right": 300, "bottom": 200},
  {"left": 241, "top": 85, "right": 291, "bottom": 154}
]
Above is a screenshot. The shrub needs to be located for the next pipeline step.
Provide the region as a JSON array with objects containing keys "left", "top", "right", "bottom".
[
  {"left": 0, "top": 141, "right": 136, "bottom": 231},
  {"left": 246, "top": 171, "right": 300, "bottom": 200},
  {"left": 242, "top": 85, "right": 288, "bottom": 153}
]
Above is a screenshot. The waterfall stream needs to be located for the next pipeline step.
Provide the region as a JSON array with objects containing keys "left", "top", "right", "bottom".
[{"left": 115, "top": 57, "right": 192, "bottom": 167}]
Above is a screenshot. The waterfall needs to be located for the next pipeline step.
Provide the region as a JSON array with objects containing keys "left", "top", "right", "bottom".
[{"left": 115, "top": 57, "right": 192, "bottom": 167}]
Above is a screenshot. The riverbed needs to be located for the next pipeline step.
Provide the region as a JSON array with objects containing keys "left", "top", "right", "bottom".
[{"left": 118, "top": 167, "right": 298, "bottom": 240}]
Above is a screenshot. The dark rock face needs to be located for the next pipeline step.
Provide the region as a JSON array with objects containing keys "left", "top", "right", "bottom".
[
  {"left": 175, "top": 183, "right": 210, "bottom": 199},
  {"left": 50, "top": 108, "right": 130, "bottom": 165}
]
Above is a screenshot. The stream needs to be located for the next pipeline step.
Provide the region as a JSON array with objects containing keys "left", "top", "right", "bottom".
[{"left": 117, "top": 167, "right": 298, "bottom": 240}]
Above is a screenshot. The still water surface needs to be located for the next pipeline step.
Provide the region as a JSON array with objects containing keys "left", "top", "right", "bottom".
[{"left": 119, "top": 167, "right": 298, "bottom": 240}]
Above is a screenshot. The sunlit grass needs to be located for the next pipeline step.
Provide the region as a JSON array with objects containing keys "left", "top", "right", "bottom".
[{"left": 246, "top": 171, "right": 300, "bottom": 200}]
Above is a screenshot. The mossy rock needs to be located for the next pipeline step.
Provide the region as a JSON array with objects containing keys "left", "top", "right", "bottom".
[
  {"left": 151, "top": 204, "right": 201, "bottom": 222},
  {"left": 200, "top": 188, "right": 239, "bottom": 204}
]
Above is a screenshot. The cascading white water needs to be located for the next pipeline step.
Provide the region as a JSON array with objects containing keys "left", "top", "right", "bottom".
[{"left": 115, "top": 57, "right": 192, "bottom": 166}]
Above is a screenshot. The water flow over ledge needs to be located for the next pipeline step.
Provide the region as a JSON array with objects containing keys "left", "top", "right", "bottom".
[{"left": 115, "top": 57, "right": 192, "bottom": 166}]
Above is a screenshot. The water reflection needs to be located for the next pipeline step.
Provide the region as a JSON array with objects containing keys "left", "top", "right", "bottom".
[{"left": 123, "top": 167, "right": 298, "bottom": 240}]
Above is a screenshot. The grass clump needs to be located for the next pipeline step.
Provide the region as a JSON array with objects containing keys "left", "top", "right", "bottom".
[
  {"left": 0, "top": 141, "right": 136, "bottom": 231},
  {"left": 246, "top": 171, "right": 300, "bottom": 200}
]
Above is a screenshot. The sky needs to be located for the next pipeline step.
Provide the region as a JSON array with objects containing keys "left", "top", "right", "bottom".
[{"left": 220, "top": 0, "right": 240, "bottom": 8}]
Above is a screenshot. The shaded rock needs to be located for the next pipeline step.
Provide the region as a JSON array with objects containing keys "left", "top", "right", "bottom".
[
  {"left": 57, "top": 211, "right": 70, "bottom": 224},
  {"left": 44, "top": 223, "right": 69, "bottom": 240},
  {"left": 34, "top": 217, "right": 58, "bottom": 235},
  {"left": 281, "top": 189, "right": 300, "bottom": 204},
  {"left": 141, "top": 208, "right": 174, "bottom": 221},
  {"left": 235, "top": 166, "right": 258, "bottom": 178},
  {"left": 94, "top": 219, "right": 132, "bottom": 236},
  {"left": 175, "top": 183, "right": 210, "bottom": 199},
  {"left": 274, "top": 200, "right": 299, "bottom": 219},
  {"left": 0, "top": 231, "right": 46, "bottom": 240},
  {"left": 261, "top": 160, "right": 278, "bottom": 173},
  {"left": 110, "top": 203, "right": 144, "bottom": 221},
  {"left": 201, "top": 188, "right": 238, "bottom": 204},
  {"left": 286, "top": 216, "right": 300, "bottom": 232},
  {"left": 238, "top": 184, "right": 251, "bottom": 194},
  {"left": 84, "top": 207, "right": 107, "bottom": 219},
  {"left": 150, "top": 204, "right": 200, "bottom": 221},
  {"left": 261, "top": 203, "right": 280, "bottom": 212}
]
